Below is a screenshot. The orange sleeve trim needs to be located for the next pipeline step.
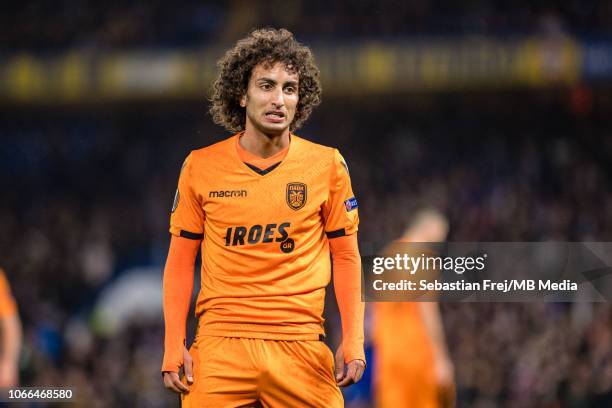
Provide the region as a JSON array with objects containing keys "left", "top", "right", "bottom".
[
  {"left": 330, "top": 234, "right": 365, "bottom": 363},
  {"left": 178, "top": 230, "right": 204, "bottom": 240},
  {"left": 326, "top": 228, "right": 346, "bottom": 238},
  {"left": 161, "top": 235, "right": 200, "bottom": 373}
]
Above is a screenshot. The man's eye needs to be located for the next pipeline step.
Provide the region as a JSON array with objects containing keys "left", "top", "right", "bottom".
[
  {"left": 285, "top": 86, "right": 296, "bottom": 93},
  {"left": 261, "top": 83, "right": 272, "bottom": 90}
]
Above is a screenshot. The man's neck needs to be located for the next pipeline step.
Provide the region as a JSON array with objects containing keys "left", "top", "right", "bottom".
[{"left": 240, "top": 127, "right": 290, "bottom": 159}]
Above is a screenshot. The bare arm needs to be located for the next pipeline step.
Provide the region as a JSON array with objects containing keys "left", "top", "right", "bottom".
[{"left": 0, "top": 315, "right": 21, "bottom": 387}]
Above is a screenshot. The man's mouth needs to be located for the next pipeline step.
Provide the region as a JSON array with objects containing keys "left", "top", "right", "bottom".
[{"left": 265, "top": 111, "right": 285, "bottom": 121}]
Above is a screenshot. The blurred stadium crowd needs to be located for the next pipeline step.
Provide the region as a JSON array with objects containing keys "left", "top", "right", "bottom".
[
  {"left": 2, "top": 92, "right": 612, "bottom": 407},
  {"left": 3, "top": 0, "right": 612, "bottom": 51},
  {"left": 2, "top": 1, "right": 612, "bottom": 407}
]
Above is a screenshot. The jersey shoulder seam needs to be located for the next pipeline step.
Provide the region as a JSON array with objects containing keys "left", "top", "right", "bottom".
[
  {"left": 189, "top": 135, "right": 234, "bottom": 165},
  {"left": 292, "top": 134, "right": 337, "bottom": 155}
]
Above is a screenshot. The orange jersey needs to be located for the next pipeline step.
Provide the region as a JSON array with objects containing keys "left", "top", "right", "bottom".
[
  {"left": 170, "top": 133, "right": 359, "bottom": 339},
  {"left": 0, "top": 269, "right": 17, "bottom": 318}
]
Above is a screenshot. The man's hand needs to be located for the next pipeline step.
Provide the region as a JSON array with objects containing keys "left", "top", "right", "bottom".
[
  {"left": 335, "top": 347, "right": 366, "bottom": 387},
  {"left": 162, "top": 346, "right": 193, "bottom": 394}
]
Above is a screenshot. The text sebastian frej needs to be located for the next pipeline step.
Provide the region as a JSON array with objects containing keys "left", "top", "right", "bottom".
[{"left": 371, "top": 254, "right": 578, "bottom": 293}]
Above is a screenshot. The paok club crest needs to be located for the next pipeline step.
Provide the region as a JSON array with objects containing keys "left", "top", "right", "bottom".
[{"left": 286, "top": 182, "right": 307, "bottom": 210}]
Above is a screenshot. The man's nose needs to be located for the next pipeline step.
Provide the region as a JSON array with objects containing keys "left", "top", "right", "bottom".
[{"left": 270, "top": 87, "right": 285, "bottom": 107}]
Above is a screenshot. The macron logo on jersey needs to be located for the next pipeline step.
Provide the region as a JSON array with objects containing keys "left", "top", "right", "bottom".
[
  {"left": 344, "top": 197, "right": 358, "bottom": 212},
  {"left": 209, "top": 189, "right": 248, "bottom": 198}
]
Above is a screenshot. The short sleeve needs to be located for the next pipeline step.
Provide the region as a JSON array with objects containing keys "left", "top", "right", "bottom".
[
  {"left": 169, "top": 153, "right": 205, "bottom": 239},
  {"left": 322, "top": 149, "right": 359, "bottom": 238}
]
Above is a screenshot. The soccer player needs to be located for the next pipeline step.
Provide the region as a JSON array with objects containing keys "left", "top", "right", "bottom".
[
  {"left": 372, "top": 209, "right": 455, "bottom": 408},
  {"left": 161, "top": 28, "right": 365, "bottom": 407},
  {"left": 0, "top": 268, "right": 21, "bottom": 387}
]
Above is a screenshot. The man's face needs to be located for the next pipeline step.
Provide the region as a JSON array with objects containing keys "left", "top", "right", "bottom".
[{"left": 241, "top": 61, "right": 299, "bottom": 136}]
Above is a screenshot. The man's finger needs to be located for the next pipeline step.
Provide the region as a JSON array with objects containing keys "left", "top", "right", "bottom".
[
  {"left": 335, "top": 350, "right": 345, "bottom": 381},
  {"left": 338, "top": 360, "right": 366, "bottom": 387},
  {"left": 164, "top": 374, "right": 178, "bottom": 392},
  {"left": 163, "top": 372, "right": 189, "bottom": 393},
  {"left": 163, "top": 376, "right": 182, "bottom": 393},
  {"left": 337, "top": 374, "right": 354, "bottom": 387},
  {"left": 172, "top": 376, "right": 189, "bottom": 393},
  {"left": 338, "top": 362, "right": 358, "bottom": 387},
  {"left": 163, "top": 372, "right": 178, "bottom": 392},
  {"left": 183, "top": 346, "right": 194, "bottom": 384},
  {"left": 184, "top": 355, "right": 194, "bottom": 384},
  {"left": 164, "top": 380, "right": 183, "bottom": 393},
  {"left": 353, "top": 362, "right": 365, "bottom": 383},
  {"left": 163, "top": 372, "right": 186, "bottom": 393}
]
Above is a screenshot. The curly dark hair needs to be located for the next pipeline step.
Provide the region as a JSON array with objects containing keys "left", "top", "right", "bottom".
[{"left": 210, "top": 28, "right": 322, "bottom": 132}]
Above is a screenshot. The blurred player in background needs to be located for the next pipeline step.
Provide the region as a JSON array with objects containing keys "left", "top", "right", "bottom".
[
  {"left": 372, "top": 208, "right": 455, "bottom": 408},
  {"left": 0, "top": 268, "right": 21, "bottom": 388},
  {"left": 162, "top": 28, "right": 365, "bottom": 407}
]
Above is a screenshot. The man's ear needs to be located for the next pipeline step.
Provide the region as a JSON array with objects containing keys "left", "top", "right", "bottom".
[{"left": 240, "top": 93, "right": 247, "bottom": 108}]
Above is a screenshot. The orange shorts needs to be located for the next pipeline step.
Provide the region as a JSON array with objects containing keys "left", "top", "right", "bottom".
[{"left": 181, "top": 335, "right": 343, "bottom": 408}]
